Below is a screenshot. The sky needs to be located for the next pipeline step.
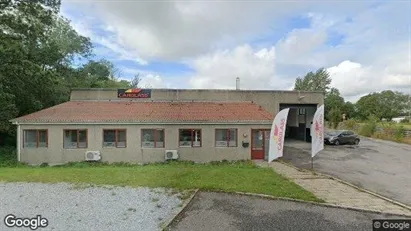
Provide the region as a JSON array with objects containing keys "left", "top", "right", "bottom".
[{"left": 61, "top": 0, "right": 411, "bottom": 102}]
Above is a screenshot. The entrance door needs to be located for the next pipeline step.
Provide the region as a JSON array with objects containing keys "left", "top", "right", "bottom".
[{"left": 251, "top": 129, "right": 270, "bottom": 160}]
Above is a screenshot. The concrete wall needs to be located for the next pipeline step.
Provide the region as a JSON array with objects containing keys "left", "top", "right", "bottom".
[
  {"left": 70, "top": 89, "right": 324, "bottom": 115},
  {"left": 19, "top": 124, "right": 270, "bottom": 165}
]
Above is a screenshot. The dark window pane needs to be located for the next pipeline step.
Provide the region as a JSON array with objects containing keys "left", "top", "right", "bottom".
[
  {"left": 103, "top": 130, "right": 116, "bottom": 147},
  {"left": 216, "top": 129, "right": 227, "bottom": 147},
  {"left": 70, "top": 130, "right": 77, "bottom": 142},
  {"left": 229, "top": 129, "right": 237, "bottom": 147},
  {"left": 117, "top": 130, "right": 126, "bottom": 148},
  {"left": 78, "top": 130, "right": 87, "bottom": 148},
  {"left": 179, "top": 129, "right": 192, "bottom": 147},
  {"left": 156, "top": 130, "right": 164, "bottom": 148},
  {"left": 142, "top": 130, "right": 155, "bottom": 148},
  {"left": 24, "top": 130, "right": 37, "bottom": 148},
  {"left": 38, "top": 130, "right": 47, "bottom": 147}
]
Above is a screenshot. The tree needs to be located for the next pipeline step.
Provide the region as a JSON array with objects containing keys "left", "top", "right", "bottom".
[
  {"left": 130, "top": 74, "right": 141, "bottom": 88},
  {"left": 324, "top": 87, "right": 344, "bottom": 120},
  {"left": 356, "top": 90, "right": 408, "bottom": 121},
  {"left": 0, "top": 0, "right": 90, "bottom": 138},
  {"left": 294, "top": 68, "right": 331, "bottom": 93},
  {"left": 342, "top": 101, "right": 356, "bottom": 119},
  {"left": 329, "top": 108, "right": 342, "bottom": 129}
]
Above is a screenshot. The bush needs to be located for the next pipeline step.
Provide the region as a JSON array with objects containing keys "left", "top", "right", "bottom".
[
  {"left": 0, "top": 146, "right": 19, "bottom": 167},
  {"left": 393, "top": 125, "right": 405, "bottom": 141},
  {"left": 343, "top": 119, "right": 357, "bottom": 131},
  {"left": 400, "top": 118, "right": 410, "bottom": 123},
  {"left": 359, "top": 118, "right": 377, "bottom": 137}
]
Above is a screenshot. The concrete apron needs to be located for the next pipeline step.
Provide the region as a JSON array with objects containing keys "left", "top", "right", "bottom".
[{"left": 255, "top": 160, "right": 411, "bottom": 217}]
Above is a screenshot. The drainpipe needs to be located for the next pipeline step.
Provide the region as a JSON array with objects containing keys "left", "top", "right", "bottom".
[{"left": 16, "top": 122, "right": 21, "bottom": 162}]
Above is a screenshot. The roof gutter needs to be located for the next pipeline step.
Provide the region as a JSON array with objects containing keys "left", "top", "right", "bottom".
[{"left": 13, "top": 121, "right": 273, "bottom": 125}]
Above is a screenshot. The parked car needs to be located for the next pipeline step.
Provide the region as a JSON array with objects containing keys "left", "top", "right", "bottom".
[{"left": 324, "top": 130, "right": 360, "bottom": 145}]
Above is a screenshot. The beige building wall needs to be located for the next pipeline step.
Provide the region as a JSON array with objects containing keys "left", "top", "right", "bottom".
[
  {"left": 19, "top": 123, "right": 271, "bottom": 165},
  {"left": 70, "top": 89, "right": 324, "bottom": 115}
]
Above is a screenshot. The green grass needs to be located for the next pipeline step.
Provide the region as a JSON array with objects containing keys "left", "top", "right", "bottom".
[
  {"left": 0, "top": 161, "right": 320, "bottom": 202},
  {"left": 357, "top": 122, "right": 411, "bottom": 130}
]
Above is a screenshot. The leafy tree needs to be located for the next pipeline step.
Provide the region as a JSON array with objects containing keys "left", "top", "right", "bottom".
[
  {"left": 324, "top": 88, "right": 344, "bottom": 120},
  {"left": 356, "top": 90, "right": 409, "bottom": 121},
  {"left": 342, "top": 101, "right": 356, "bottom": 119},
  {"left": 329, "top": 108, "right": 342, "bottom": 129},
  {"left": 0, "top": 0, "right": 147, "bottom": 146},
  {"left": 0, "top": 0, "right": 89, "bottom": 138},
  {"left": 294, "top": 68, "right": 331, "bottom": 93}
]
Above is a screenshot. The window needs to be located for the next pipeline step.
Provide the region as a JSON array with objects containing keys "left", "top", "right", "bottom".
[
  {"left": 23, "top": 130, "right": 47, "bottom": 148},
  {"left": 63, "top": 130, "right": 87, "bottom": 149},
  {"left": 298, "top": 108, "right": 306, "bottom": 115},
  {"left": 179, "top": 129, "right": 201, "bottom": 147},
  {"left": 103, "top": 129, "right": 127, "bottom": 148},
  {"left": 215, "top": 129, "right": 237, "bottom": 147},
  {"left": 141, "top": 129, "right": 164, "bottom": 148}
]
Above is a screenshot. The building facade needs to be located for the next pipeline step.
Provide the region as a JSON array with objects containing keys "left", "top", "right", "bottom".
[{"left": 10, "top": 88, "right": 324, "bottom": 165}]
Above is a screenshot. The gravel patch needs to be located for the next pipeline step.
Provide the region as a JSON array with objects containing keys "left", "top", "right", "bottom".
[{"left": 0, "top": 182, "right": 186, "bottom": 231}]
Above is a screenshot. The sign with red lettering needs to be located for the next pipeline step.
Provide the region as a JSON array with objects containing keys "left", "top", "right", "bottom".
[{"left": 117, "top": 89, "right": 151, "bottom": 98}]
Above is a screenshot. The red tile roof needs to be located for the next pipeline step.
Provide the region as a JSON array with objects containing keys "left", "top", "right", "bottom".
[{"left": 11, "top": 101, "right": 274, "bottom": 123}]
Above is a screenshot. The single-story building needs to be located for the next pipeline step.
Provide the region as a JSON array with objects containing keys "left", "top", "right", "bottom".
[{"left": 10, "top": 88, "right": 324, "bottom": 165}]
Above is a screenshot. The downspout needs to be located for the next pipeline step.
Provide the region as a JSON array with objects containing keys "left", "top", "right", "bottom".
[{"left": 16, "top": 122, "right": 21, "bottom": 162}]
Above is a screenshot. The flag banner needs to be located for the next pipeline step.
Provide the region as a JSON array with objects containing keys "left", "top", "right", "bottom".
[
  {"left": 268, "top": 108, "right": 290, "bottom": 162},
  {"left": 312, "top": 105, "right": 324, "bottom": 157}
]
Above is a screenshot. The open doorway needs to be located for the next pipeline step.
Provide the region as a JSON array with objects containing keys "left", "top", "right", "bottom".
[{"left": 280, "top": 104, "right": 318, "bottom": 142}]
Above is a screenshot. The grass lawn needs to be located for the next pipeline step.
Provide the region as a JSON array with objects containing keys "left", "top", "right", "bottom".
[{"left": 0, "top": 161, "right": 320, "bottom": 202}]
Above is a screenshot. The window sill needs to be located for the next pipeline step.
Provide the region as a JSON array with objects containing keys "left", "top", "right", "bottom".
[
  {"left": 63, "top": 148, "right": 88, "bottom": 150},
  {"left": 141, "top": 147, "right": 165, "bottom": 149},
  {"left": 179, "top": 146, "right": 202, "bottom": 148},
  {"left": 102, "top": 146, "right": 127, "bottom": 149},
  {"left": 23, "top": 147, "right": 48, "bottom": 149}
]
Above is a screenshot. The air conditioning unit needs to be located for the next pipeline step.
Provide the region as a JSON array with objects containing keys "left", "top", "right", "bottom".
[
  {"left": 85, "top": 151, "right": 101, "bottom": 161},
  {"left": 165, "top": 150, "right": 179, "bottom": 160}
]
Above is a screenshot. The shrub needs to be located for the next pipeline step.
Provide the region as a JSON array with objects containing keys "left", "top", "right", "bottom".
[
  {"left": 359, "top": 118, "right": 377, "bottom": 137},
  {"left": 343, "top": 119, "right": 357, "bottom": 131},
  {"left": 393, "top": 125, "right": 405, "bottom": 141},
  {"left": 0, "top": 146, "right": 27, "bottom": 167},
  {"left": 400, "top": 118, "right": 410, "bottom": 123}
]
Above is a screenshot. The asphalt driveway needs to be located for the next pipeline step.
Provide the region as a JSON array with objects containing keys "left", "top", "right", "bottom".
[
  {"left": 283, "top": 138, "right": 411, "bottom": 206},
  {"left": 168, "top": 192, "right": 409, "bottom": 231}
]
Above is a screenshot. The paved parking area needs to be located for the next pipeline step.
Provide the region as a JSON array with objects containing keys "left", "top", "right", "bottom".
[
  {"left": 168, "top": 192, "right": 409, "bottom": 231},
  {"left": 283, "top": 138, "right": 411, "bottom": 206}
]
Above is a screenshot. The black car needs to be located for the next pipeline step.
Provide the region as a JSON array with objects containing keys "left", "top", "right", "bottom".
[{"left": 324, "top": 130, "right": 360, "bottom": 145}]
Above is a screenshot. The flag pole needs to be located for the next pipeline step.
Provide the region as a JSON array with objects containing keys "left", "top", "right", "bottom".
[{"left": 311, "top": 156, "right": 313, "bottom": 169}]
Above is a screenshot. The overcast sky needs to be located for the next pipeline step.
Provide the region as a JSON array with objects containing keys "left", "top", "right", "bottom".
[{"left": 62, "top": 0, "right": 410, "bottom": 102}]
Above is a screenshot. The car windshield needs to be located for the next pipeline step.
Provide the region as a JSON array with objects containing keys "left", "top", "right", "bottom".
[{"left": 326, "top": 131, "right": 341, "bottom": 136}]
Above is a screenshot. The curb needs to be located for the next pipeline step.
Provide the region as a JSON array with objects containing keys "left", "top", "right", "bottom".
[
  {"left": 161, "top": 189, "right": 199, "bottom": 231},
  {"left": 227, "top": 191, "right": 411, "bottom": 217},
  {"left": 275, "top": 160, "right": 411, "bottom": 213}
]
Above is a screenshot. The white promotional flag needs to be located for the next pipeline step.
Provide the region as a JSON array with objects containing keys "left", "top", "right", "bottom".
[
  {"left": 268, "top": 108, "right": 290, "bottom": 162},
  {"left": 311, "top": 105, "right": 325, "bottom": 157}
]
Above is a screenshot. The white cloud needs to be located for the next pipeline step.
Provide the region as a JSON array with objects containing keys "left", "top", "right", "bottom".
[
  {"left": 139, "top": 74, "right": 167, "bottom": 88},
  {"left": 61, "top": 1, "right": 411, "bottom": 101},
  {"left": 188, "top": 44, "right": 282, "bottom": 89},
  {"left": 328, "top": 60, "right": 410, "bottom": 102}
]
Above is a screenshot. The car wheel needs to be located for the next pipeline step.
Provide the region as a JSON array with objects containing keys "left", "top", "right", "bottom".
[
  {"left": 354, "top": 139, "right": 360, "bottom": 145},
  {"left": 334, "top": 140, "right": 340, "bottom": 146}
]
